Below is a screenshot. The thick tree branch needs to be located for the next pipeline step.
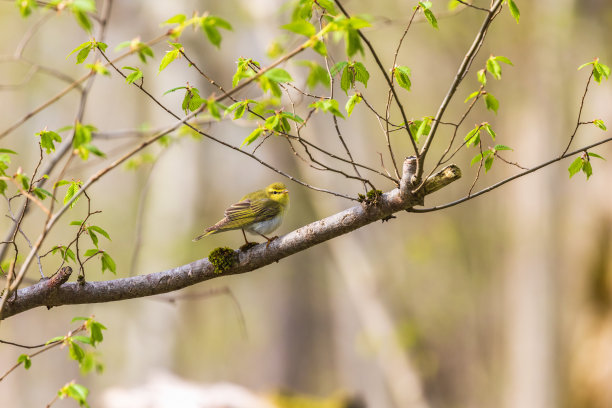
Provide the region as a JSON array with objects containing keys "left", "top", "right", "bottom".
[{"left": 0, "top": 158, "right": 461, "bottom": 319}]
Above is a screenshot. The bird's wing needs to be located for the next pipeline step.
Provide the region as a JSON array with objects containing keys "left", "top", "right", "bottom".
[{"left": 224, "top": 198, "right": 280, "bottom": 224}]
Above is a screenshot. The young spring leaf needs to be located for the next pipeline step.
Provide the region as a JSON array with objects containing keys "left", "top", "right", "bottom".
[
  {"left": 17, "top": 354, "right": 32, "bottom": 369},
  {"left": 464, "top": 126, "right": 481, "bottom": 147},
  {"left": 101, "top": 252, "right": 116, "bottom": 274},
  {"left": 200, "top": 15, "right": 233, "bottom": 48},
  {"left": 158, "top": 43, "right": 182, "bottom": 74},
  {"left": 593, "top": 119, "right": 607, "bottom": 130},
  {"left": 123, "top": 66, "right": 143, "bottom": 84},
  {"left": 486, "top": 58, "right": 502, "bottom": 80},
  {"left": 483, "top": 123, "right": 496, "bottom": 140},
  {"left": 309, "top": 99, "right": 345, "bottom": 119},
  {"left": 421, "top": 5, "right": 438, "bottom": 29},
  {"left": 394, "top": 66, "right": 412, "bottom": 91},
  {"left": 282, "top": 20, "right": 316, "bottom": 37},
  {"left": 507, "top": 0, "right": 520, "bottom": 23},
  {"left": 568, "top": 157, "right": 583, "bottom": 178},
  {"left": 484, "top": 93, "right": 499, "bottom": 113},
  {"left": 37, "top": 130, "right": 62, "bottom": 154},
  {"left": 263, "top": 68, "right": 293, "bottom": 83},
  {"left": 242, "top": 126, "right": 265, "bottom": 147},
  {"left": 477, "top": 68, "right": 487, "bottom": 85},
  {"left": 345, "top": 93, "right": 362, "bottom": 117}
]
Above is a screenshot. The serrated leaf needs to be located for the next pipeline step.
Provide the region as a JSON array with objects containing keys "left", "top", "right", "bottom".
[
  {"left": 477, "top": 68, "right": 487, "bottom": 85},
  {"left": 484, "top": 93, "right": 499, "bottom": 113},
  {"left": 486, "top": 58, "right": 502, "bottom": 80},
  {"left": 282, "top": 20, "right": 316, "bottom": 37},
  {"left": 345, "top": 93, "right": 362, "bottom": 117},
  {"left": 353, "top": 62, "right": 369, "bottom": 87},
  {"left": 331, "top": 61, "right": 348, "bottom": 77},
  {"left": 394, "top": 66, "right": 411, "bottom": 91},
  {"left": 483, "top": 123, "right": 496, "bottom": 140},
  {"left": 582, "top": 160, "right": 593, "bottom": 179},
  {"left": 309, "top": 99, "right": 345, "bottom": 119},
  {"left": 242, "top": 127, "right": 264, "bottom": 147},
  {"left": 340, "top": 65, "right": 353, "bottom": 94},
  {"left": 263, "top": 68, "right": 293, "bottom": 83},
  {"left": 484, "top": 155, "right": 494, "bottom": 172},
  {"left": 568, "top": 157, "right": 583, "bottom": 178},
  {"left": 464, "top": 127, "right": 481, "bottom": 147},
  {"left": 37, "top": 130, "right": 62, "bottom": 154},
  {"left": 593, "top": 119, "right": 607, "bottom": 131},
  {"left": 101, "top": 252, "right": 116, "bottom": 274},
  {"left": 158, "top": 49, "right": 180, "bottom": 74}
]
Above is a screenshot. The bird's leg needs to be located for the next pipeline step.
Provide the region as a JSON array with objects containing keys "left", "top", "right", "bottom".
[
  {"left": 256, "top": 232, "right": 278, "bottom": 248},
  {"left": 239, "top": 229, "right": 258, "bottom": 251}
]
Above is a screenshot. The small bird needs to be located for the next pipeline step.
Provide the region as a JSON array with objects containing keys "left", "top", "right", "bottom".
[{"left": 193, "top": 182, "right": 290, "bottom": 247}]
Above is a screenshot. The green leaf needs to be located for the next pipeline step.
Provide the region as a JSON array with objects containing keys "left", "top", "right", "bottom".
[
  {"left": 123, "top": 66, "right": 143, "bottom": 84},
  {"left": 423, "top": 8, "right": 438, "bottom": 29},
  {"left": 263, "top": 68, "right": 293, "bottom": 83},
  {"left": 484, "top": 93, "right": 499, "bottom": 113},
  {"left": 89, "top": 225, "right": 110, "bottom": 240},
  {"left": 59, "top": 382, "right": 89, "bottom": 407},
  {"left": 415, "top": 117, "right": 431, "bottom": 143},
  {"left": 158, "top": 46, "right": 181, "bottom": 74},
  {"left": 470, "top": 152, "right": 483, "bottom": 166},
  {"left": 89, "top": 321, "right": 106, "bottom": 345},
  {"left": 582, "top": 160, "right": 593, "bottom": 179},
  {"left": 394, "top": 66, "right": 411, "bottom": 91},
  {"left": 84, "top": 144, "right": 105, "bottom": 158},
  {"left": 345, "top": 93, "right": 362, "bottom": 117},
  {"left": 484, "top": 155, "right": 494, "bottom": 172},
  {"left": 64, "top": 181, "right": 82, "bottom": 209},
  {"left": 33, "top": 187, "right": 53, "bottom": 200},
  {"left": 507, "top": 0, "right": 520, "bottom": 23},
  {"left": 282, "top": 20, "right": 316, "bottom": 37},
  {"left": 163, "top": 14, "right": 187, "bottom": 25},
  {"left": 587, "top": 152, "right": 605, "bottom": 160},
  {"left": 18, "top": 354, "right": 32, "bottom": 369},
  {"left": 73, "top": 335, "right": 92, "bottom": 345},
  {"left": 16, "top": 0, "right": 37, "bottom": 17},
  {"left": 494, "top": 144, "right": 513, "bottom": 151},
  {"left": 242, "top": 127, "right": 265, "bottom": 147},
  {"left": 37, "top": 130, "right": 62, "bottom": 154},
  {"left": 340, "top": 65, "right": 353, "bottom": 94},
  {"left": 67, "top": 42, "right": 93, "bottom": 64},
  {"left": 464, "top": 90, "right": 480, "bottom": 103},
  {"left": 486, "top": 58, "right": 502, "bottom": 80},
  {"left": 331, "top": 61, "right": 348, "bottom": 77},
  {"left": 483, "top": 123, "right": 496, "bottom": 140},
  {"left": 200, "top": 16, "right": 232, "bottom": 48},
  {"left": 69, "top": 341, "right": 85, "bottom": 362},
  {"left": 464, "top": 126, "right": 481, "bottom": 147},
  {"left": 593, "top": 119, "right": 607, "bottom": 131},
  {"left": 88, "top": 229, "right": 99, "bottom": 248},
  {"left": 477, "top": 69, "right": 487, "bottom": 85},
  {"left": 568, "top": 157, "right": 583, "bottom": 178},
  {"left": 309, "top": 99, "right": 345, "bottom": 119},
  {"left": 84, "top": 249, "right": 99, "bottom": 257},
  {"left": 101, "top": 252, "right": 116, "bottom": 274},
  {"left": 352, "top": 62, "right": 369, "bottom": 88},
  {"left": 46, "top": 335, "right": 66, "bottom": 345},
  {"left": 494, "top": 55, "right": 514, "bottom": 66},
  {"left": 0, "top": 148, "right": 17, "bottom": 154}
]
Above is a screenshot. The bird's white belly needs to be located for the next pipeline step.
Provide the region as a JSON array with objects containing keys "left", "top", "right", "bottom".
[{"left": 247, "top": 214, "right": 283, "bottom": 235}]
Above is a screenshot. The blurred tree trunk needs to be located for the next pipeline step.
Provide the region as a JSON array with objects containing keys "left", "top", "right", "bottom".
[{"left": 502, "top": 1, "right": 574, "bottom": 407}]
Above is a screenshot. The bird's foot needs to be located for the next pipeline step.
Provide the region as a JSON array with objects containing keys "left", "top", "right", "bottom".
[
  {"left": 265, "top": 236, "right": 279, "bottom": 248},
  {"left": 239, "top": 241, "right": 258, "bottom": 252}
]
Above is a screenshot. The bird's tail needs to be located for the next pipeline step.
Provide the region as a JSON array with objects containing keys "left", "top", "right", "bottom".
[{"left": 192, "top": 228, "right": 216, "bottom": 242}]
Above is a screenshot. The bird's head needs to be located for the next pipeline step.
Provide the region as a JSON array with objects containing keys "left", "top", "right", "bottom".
[{"left": 265, "top": 182, "right": 289, "bottom": 206}]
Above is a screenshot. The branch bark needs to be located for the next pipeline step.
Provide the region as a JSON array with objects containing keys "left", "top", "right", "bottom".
[{"left": 1, "top": 158, "right": 461, "bottom": 319}]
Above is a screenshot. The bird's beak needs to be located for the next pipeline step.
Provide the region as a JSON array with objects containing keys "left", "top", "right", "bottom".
[{"left": 283, "top": 189, "right": 289, "bottom": 194}]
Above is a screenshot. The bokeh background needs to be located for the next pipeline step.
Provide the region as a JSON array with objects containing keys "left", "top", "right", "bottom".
[{"left": 1, "top": 0, "right": 611, "bottom": 407}]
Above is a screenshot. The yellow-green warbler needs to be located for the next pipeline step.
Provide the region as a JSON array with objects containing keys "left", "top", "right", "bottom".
[{"left": 193, "top": 182, "right": 289, "bottom": 246}]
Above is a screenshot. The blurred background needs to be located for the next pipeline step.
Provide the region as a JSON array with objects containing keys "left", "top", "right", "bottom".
[{"left": 1, "top": 0, "right": 611, "bottom": 407}]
